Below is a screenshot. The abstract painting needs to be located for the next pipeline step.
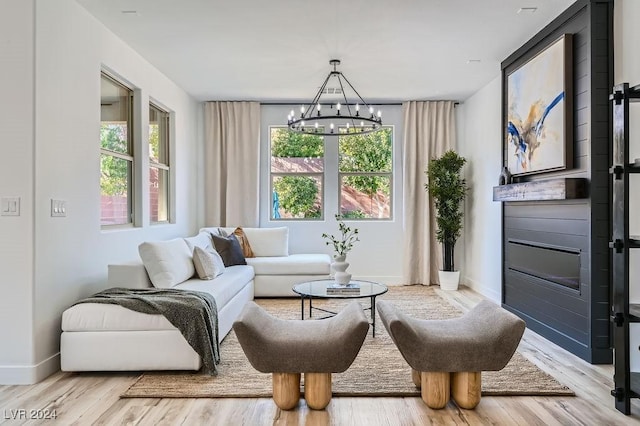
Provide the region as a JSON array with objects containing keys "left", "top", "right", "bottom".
[{"left": 507, "top": 34, "right": 572, "bottom": 176}]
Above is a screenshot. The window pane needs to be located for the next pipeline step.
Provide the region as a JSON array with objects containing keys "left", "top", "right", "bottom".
[
  {"left": 272, "top": 175, "right": 322, "bottom": 219},
  {"left": 150, "top": 166, "right": 168, "bottom": 222},
  {"left": 100, "top": 75, "right": 131, "bottom": 154},
  {"left": 270, "top": 128, "right": 324, "bottom": 173},
  {"left": 100, "top": 123, "right": 128, "bottom": 153},
  {"left": 149, "top": 104, "right": 169, "bottom": 164},
  {"left": 340, "top": 175, "right": 391, "bottom": 219},
  {"left": 100, "top": 154, "right": 131, "bottom": 225},
  {"left": 339, "top": 127, "right": 392, "bottom": 172}
]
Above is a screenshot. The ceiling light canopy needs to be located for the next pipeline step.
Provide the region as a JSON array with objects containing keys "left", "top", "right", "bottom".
[{"left": 287, "top": 59, "right": 382, "bottom": 136}]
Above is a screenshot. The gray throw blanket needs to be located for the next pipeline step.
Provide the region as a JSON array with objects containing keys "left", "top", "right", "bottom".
[{"left": 74, "top": 287, "right": 220, "bottom": 375}]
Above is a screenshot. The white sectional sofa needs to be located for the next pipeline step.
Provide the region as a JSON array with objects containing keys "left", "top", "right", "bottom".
[{"left": 60, "top": 227, "right": 330, "bottom": 372}]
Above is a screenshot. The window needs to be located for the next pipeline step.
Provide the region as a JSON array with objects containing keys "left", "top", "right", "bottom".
[
  {"left": 270, "top": 128, "right": 324, "bottom": 219},
  {"left": 269, "top": 124, "right": 394, "bottom": 221},
  {"left": 149, "top": 103, "right": 170, "bottom": 223},
  {"left": 339, "top": 127, "right": 393, "bottom": 219},
  {"left": 100, "top": 73, "right": 133, "bottom": 226}
]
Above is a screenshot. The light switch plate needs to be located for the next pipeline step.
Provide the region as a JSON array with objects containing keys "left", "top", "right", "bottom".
[
  {"left": 51, "top": 199, "right": 67, "bottom": 217},
  {"left": 1, "top": 197, "right": 20, "bottom": 216}
]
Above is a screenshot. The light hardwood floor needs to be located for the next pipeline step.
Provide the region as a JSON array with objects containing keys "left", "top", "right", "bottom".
[{"left": 1, "top": 287, "right": 639, "bottom": 425}]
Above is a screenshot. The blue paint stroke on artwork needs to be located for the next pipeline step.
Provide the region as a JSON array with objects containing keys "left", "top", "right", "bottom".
[{"left": 508, "top": 92, "right": 564, "bottom": 172}]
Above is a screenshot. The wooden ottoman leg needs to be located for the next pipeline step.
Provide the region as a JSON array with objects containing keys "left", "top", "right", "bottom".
[
  {"left": 412, "top": 369, "right": 421, "bottom": 388},
  {"left": 451, "top": 371, "right": 481, "bottom": 409},
  {"left": 304, "top": 372, "right": 332, "bottom": 410},
  {"left": 421, "top": 372, "right": 450, "bottom": 409},
  {"left": 272, "top": 372, "right": 301, "bottom": 410}
]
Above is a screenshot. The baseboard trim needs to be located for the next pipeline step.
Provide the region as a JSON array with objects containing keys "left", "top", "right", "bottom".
[
  {"left": 0, "top": 352, "right": 60, "bottom": 385},
  {"left": 462, "top": 276, "right": 501, "bottom": 303}
]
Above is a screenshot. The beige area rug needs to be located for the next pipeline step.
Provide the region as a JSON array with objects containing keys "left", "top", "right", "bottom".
[{"left": 122, "top": 285, "right": 574, "bottom": 398}]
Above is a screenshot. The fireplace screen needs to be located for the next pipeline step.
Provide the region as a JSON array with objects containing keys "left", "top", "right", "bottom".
[{"left": 507, "top": 240, "right": 580, "bottom": 290}]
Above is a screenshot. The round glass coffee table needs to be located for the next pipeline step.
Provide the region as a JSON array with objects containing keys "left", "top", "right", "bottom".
[{"left": 292, "top": 279, "right": 388, "bottom": 337}]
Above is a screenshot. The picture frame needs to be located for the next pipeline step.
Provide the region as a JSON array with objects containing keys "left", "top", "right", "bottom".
[{"left": 506, "top": 34, "right": 573, "bottom": 176}]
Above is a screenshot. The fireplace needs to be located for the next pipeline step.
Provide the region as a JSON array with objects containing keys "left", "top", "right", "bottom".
[{"left": 507, "top": 240, "right": 580, "bottom": 291}]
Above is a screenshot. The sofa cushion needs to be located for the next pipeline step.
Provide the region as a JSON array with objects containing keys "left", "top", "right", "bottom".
[
  {"left": 138, "top": 238, "right": 194, "bottom": 288},
  {"left": 62, "top": 303, "right": 176, "bottom": 332},
  {"left": 193, "top": 246, "right": 225, "bottom": 280},
  {"left": 200, "top": 227, "right": 289, "bottom": 257},
  {"left": 62, "top": 265, "right": 255, "bottom": 332},
  {"left": 243, "top": 227, "right": 289, "bottom": 257},
  {"left": 175, "top": 265, "right": 255, "bottom": 308},
  {"left": 184, "top": 232, "right": 215, "bottom": 252},
  {"left": 211, "top": 233, "right": 247, "bottom": 267},
  {"left": 246, "top": 253, "right": 330, "bottom": 275}
]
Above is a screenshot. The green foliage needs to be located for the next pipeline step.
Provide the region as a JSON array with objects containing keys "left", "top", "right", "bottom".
[
  {"left": 100, "top": 125, "right": 129, "bottom": 196},
  {"left": 322, "top": 214, "right": 360, "bottom": 256},
  {"left": 341, "top": 210, "right": 366, "bottom": 219},
  {"left": 271, "top": 128, "right": 323, "bottom": 158},
  {"left": 273, "top": 176, "right": 320, "bottom": 218},
  {"left": 149, "top": 124, "right": 159, "bottom": 161},
  {"left": 340, "top": 128, "right": 392, "bottom": 213},
  {"left": 424, "top": 150, "right": 468, "bottom": 245}
]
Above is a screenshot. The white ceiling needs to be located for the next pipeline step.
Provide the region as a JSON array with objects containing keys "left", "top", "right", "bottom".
[{"left": 76, "top": 0, "right": 576, "bottom": 103}]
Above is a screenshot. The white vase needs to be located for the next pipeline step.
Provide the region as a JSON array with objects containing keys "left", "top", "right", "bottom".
[
  {"left": 331, "top": 255, "right": 347, "bottom": 277},
  {"left": 332, "top": 256, "right": 350, "bottom": 285},
  {"left": 438, "top": 270, "right": 460, "bottom": 291},
  {"left": 335, "top": 272, "right": 352, "bottom": 285}
]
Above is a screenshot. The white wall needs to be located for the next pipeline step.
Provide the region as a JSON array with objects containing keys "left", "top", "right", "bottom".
[
  {"left": 615, "top": 0, "right": 640, "bottom": 370},
  {"left": 457, "top": 76, "right": 503, "bottom": 302},
  {"left": 259, "top": 105, "right": 405, "bottom": 284},
  {"left": 0, "top": 0, "right": 201, "bottom": 384},
  {"left": 0, "top": 0, "right": 36, "bottom": 383}
]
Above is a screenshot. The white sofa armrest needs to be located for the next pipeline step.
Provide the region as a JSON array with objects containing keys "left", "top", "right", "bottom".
[{"left": 108, "top": 263, "right": 152, "bottom": 289}]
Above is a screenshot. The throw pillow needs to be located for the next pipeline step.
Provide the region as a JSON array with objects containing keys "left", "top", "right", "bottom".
[
  {"left": 192, "top": 246, "right": 225, "bottom": 280},
  {"left": 184, "top": 232, "right": 215, "bottom": 252},
  {"left": 211, "top": 233, "right": 247, "bottom": 267},
  {"left": 233, "top": 227, "right": 255, "bottom": 258},
  {"left": 138, "top": 239, "right": 195, "bottom": 288}
]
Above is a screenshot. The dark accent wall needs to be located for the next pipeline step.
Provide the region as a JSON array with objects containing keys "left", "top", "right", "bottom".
[{"left": 500, "top": 0, "right": 613, "bottom": 364}]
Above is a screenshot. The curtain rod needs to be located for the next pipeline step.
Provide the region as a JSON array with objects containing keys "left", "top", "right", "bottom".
[{"left": 260, "top": 102, "right": 460, "bottom": 106}]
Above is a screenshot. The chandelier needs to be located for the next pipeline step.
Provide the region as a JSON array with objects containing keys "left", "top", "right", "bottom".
[{"left": 287, "top": 59, "right": 382, "bottom": 136}]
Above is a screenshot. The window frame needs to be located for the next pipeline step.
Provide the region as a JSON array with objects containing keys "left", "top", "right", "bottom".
[
  {"left": 148, "top": 101, "right": 171, "bottom": 224},
  {"left": 100, "top": 71, "right": 135, "bottom": 228}
]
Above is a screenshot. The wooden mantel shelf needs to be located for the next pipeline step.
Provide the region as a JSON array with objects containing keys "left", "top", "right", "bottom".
[{"left": 493, "top": 178, "right": 588, "bottom": 202}]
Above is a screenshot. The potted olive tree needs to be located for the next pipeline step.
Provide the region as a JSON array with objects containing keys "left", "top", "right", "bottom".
[{"left": 424, "top": 150, "right": 468, "bottom": 290}]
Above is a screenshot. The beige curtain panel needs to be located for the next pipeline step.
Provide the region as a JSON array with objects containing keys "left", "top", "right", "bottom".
[
  {"left": 204, "top": 101, "right": 261, "bottom": 227},
  {"left": 402, "top": 101, "right": 456, "bottom": 285}
]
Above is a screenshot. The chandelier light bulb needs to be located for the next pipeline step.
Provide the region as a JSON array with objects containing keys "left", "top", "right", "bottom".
[
  {"left": 377, "top": 110, "right": 382, "bottom": 118},
  {"left": 337, "top": 103, "right": 341, "bottom": 110},
  {"left": 355, "top": 103, "right": 359, "bottom": 112},
  {"left": 369, "top": 106, "right": 374, "bottom": 115},
  {"left": 290, "top": 109, "right": 295, "bottom": 117},
  {"left": 360, "top": 121, "right": 364, "bottom": 127},
  {"left": 315, "top": 122, "right": 319, "bottom": 129}
]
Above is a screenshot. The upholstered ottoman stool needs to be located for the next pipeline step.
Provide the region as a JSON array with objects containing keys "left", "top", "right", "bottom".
[
  {"left": 377, "top": 299, "right": 525, "bottom": 410},
  {"left": 233, "top": 301, "right": 369, "bottom": 410}
]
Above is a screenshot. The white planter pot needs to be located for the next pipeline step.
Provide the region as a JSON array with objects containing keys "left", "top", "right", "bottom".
[{"left": 438, "top": 270, "right": 460, "bottom": 291}]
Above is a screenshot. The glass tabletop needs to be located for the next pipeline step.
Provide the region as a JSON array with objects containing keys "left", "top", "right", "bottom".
[{"left": 293, "top": 279, "right": 388, "bottom": 299}]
